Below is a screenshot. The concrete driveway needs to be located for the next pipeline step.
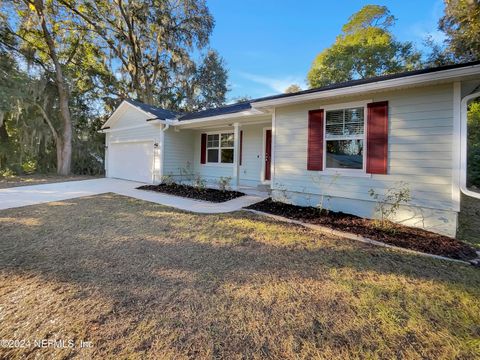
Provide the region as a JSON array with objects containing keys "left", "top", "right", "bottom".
[{"left": 0, "top": 178, "right": 267, "bottom": 213}]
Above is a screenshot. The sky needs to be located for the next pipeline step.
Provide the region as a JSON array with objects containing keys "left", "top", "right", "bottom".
[{"left": 206, "top": 0, "right": 446, "bottom": 101}]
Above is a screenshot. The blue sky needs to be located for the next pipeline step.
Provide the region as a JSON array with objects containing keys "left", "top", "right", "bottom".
[{"left": 207, "top": 0, "right": 446, "bottom": 101}]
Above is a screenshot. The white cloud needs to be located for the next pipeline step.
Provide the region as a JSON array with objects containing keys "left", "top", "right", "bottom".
[
  {"left": 238, "top": 71, "right": 307, "bottom": 94},
  {"left": 409, "top": 0, "right": 446, "bottom": 46}
]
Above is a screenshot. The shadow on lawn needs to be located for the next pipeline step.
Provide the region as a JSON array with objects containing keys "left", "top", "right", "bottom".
[{"left": 0, "top": 194, "right": 478, "bottom": 313}]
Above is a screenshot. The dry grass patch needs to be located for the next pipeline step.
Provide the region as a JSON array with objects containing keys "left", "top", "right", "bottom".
[
  {"left": 0, "top": 194, "right": 479, "bottom": 359},
  {"left": 0, "top": 174, "right": 101, "bottom": 189}
]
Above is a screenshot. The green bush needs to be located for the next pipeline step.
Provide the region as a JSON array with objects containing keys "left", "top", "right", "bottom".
[
  {"left": 467, "top": 101, "right": 480, "bottom": 188},
  {"left": 21, "top": 160, "right": 37, "bottom": 175},
  {"left": 0, "top": 168, "right": 15, "bottom": 178}
]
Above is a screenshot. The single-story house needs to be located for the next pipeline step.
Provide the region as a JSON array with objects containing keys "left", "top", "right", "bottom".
[{"left": 100, "top": 60, "right": 480, "bottom": 237}]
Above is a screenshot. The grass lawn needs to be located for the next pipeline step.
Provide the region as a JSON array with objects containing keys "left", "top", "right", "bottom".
[
  {"left": 0, "top": 194, "right": 479, "bottom": 359},
  {"left": 458, "top": 193, "right": 480, "bottom": 248},
  {"left": 0, "top": 174, "right": 102, "bottom": 189}
]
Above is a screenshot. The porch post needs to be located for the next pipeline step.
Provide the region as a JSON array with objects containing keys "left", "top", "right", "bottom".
[{"left": 233, "top": 122, "right": 240, "bottom": 189}]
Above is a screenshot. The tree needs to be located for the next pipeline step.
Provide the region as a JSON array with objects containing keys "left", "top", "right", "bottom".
[
  {"left": 60, "top": 0, "right": 220, "bottom": 108},
  {"left": 307, "top": 5, "right": 422, "bottom": 88},
  {"left": 467, "top": 99, "right": 480, "bottom": 188},
  {"left": 193, "top": 50, "right": 228, "bottom": 110},
  {"left": 232, "top": 96, "right": 252, "bottom": 104},
  {"left": 439, "top": 0, "right": 480, "bottom": 62},
  {"left": 1, "top": 0, "right": 95, "bottom": 175},
  {"left": 173, "top": 50, "right": 228, "bottom": 112},
  {"left": 284, "top": 84, "right": 302, "bottom": 93},
  {"left": 1, "top": 0, "right": 110, "bottom": 175}
]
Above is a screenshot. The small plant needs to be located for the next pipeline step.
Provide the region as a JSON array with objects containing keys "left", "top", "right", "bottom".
[
  {"left": 161, "top": 174, "right": 175, "bottom": 185},
  {"left": 369, "top": 182, "right": 411, "bottom": 232},
  {"left": 177, "top": 161, "right": 193, "bottom": 184},
  {"left": 0, "top": 168, "right": 15, "bottom": 178},
  {"left": 217, "top": 176, "right": 232, "bottom": 191},
  {"left": 193, "top": 173, "right": 206, "bottom": 190},
  {"left": 21, "top": 160, "right": 37, "bottom": 175},
  {"left": 310, "top": 173, "right": 341, "bottom": 214}
]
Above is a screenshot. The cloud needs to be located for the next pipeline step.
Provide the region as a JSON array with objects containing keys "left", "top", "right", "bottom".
[
  {"left": 409, "top": 0, "right": 446, "bottom": 46},
  {"left": 238, "top": 71, "right": 307, "bottom": 94}
]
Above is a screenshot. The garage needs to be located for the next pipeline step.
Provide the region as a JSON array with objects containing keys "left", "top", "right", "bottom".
[{"left": 108, "top": 141, "right": 154, "bottom": 183}]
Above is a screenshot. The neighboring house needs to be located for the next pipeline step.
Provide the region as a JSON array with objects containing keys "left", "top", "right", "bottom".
[{"left": 100, "top": 60, "right": 480, "bottom": 237}]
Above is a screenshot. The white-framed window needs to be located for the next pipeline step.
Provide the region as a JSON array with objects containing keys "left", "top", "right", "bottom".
[
  {"left": 325, "top": 106, "right": 365, "bottom": 171},
  {"left": 207, "top": 132, "right": 234, "bottom": 164}
]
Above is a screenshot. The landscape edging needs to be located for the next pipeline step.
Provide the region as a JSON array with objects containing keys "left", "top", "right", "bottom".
[{"left": 243, "top": 208, "right": 473, "bottom": 266}]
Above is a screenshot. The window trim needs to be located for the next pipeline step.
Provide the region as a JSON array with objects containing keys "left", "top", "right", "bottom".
[
  {"left": 322, "top": 100, "right": 370, "bottom": 175},
  {"left": 205, "top": 131, "right": 235, "bottom": 166}
]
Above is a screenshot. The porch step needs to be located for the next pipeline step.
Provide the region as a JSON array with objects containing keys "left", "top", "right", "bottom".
[{"left": 256, "top": 184, "right": 271, "bottom": 194}]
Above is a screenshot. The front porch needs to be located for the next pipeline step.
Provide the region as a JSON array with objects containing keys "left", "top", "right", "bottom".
[{"left": 161, "top": 113, "right": 273, "bottom": 190}]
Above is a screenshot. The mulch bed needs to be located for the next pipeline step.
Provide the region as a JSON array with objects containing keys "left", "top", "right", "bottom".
[
  {"left": 247, "top": 198, "right": 478, "bottom": 261},
  {"left": 137, "top": 183, "right": 245, "bottom": 203}
]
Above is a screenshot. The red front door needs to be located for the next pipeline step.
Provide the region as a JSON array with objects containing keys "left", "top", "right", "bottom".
[{"left": 264, "top": 129, "right": 272, "bottom": 181}]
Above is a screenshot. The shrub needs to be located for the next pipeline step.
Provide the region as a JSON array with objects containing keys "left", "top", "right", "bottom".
[
  {"left": 193, "top": 173, "right": 206, "bottom": 189},
  {"left": 161, "top": 174, "right": 174, "bottom": 185},
  {"left": 21, "top": 160, "right": 37, "bottom": 175},
  {"left": 217, "top": 176, "right": 232, "bottom": 191},
  {"left": 368, "top": 182, "right": 411, "bottom": 232},
  {"left": 0, "top": 168, "right": 15, "bottom": 178}
]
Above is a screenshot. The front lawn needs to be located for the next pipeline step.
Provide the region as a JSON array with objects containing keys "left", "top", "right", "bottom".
[
  {"left": 458, "top": 193, "right": 480, "bottom": 248},
  {"left": 0, "top": 194, "right": 479, "bottom": 359},
  {"left": 0, "top": 174, "right": 101, "bottom": 189}
]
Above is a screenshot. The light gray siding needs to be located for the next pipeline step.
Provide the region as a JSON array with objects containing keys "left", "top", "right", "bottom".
[
  {"left": 188, "top": 124, "right": 268, "bottom": 187},
  {"left": 162, "top": 128, "right": 195, "bottom": 180},
  {"left": 272, "top": 84, "right": 457, "bottom": 236}
]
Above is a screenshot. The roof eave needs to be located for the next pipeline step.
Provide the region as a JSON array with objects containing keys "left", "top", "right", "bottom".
[
  {"left": 251, "top": 64, "right": 480, "bottom": 109},
  {"left": 174, "top": 108, "right": 266, "bottom": 125}
]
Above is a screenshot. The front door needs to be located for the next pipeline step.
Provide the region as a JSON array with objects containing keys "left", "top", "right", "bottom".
[{"left": 264, "top": 129, "right": 272, "bottom": 181}]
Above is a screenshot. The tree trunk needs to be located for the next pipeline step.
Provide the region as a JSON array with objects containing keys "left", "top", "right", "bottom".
[
  {"left": 35, "top": 0, "right": 73, "bottom": 175},
  {"left": 0, "top": 113, "right": 9, "bottom": 169}
]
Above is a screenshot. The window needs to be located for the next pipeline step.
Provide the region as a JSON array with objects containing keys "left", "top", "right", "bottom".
[
  {"left": 325, "top": 107, "right": 364, "bottom": 170},
  {"left": 206, "top": 133, "right": 234, "bottom": 164}
]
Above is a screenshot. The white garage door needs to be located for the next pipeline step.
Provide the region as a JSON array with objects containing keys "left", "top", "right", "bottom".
[{"left": 108, "top": 141, "right": 154, "bottom": 183}]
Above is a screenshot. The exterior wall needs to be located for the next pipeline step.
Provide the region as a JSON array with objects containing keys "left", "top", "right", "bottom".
[
  {"left": 106, "top": 122, "right": 161, "bottom": 182},
  {"left": 190, "top": 123, "right": 268, "bottom": 187},
  {"left": 112, "top": 105, "right": 150, "bottom": 128},
  {"left": 193, "top": 128, "right": 236, "bottom": 186},
  {"left": 162, "top": 128, "right": 195, "bottom": 181},
  {"left": 272, "top": 83, "right": 458, "bottom": 236}
]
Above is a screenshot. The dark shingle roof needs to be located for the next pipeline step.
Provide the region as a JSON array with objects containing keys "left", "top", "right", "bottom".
[
  {"left": 178, "top": 101, "right": 252, "bottom": 121},
  {"left": 250, "top": 60, "right": 480, "bottom": 104},
  {"left": 125, "top": 99, "right": 179, "bottom": 120},
  {"left": 125, "top": 60, "right": 480, "bottom": 123}
]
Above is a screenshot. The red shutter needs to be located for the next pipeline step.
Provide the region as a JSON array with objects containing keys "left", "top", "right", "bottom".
[
  {"left": 307, "top": 109, "right": 324, "bottom": 170},
  {"left": 366, "top": 101, "right": 388, "bottom": 174},
  {"left": 200, "top": 133, "right": 207, "bottom": 164},
  {"left": 239, "top": 130, "right": 243, "bottom": 166}
]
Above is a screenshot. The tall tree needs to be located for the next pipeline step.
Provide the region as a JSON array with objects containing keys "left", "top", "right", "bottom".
[
  {"left": 0, "top": 0, "right": 94, "bottom": 174},
  {"left": 307, "top": 5, "right": 422, "bottom": 88},
  {"left": 61, "top": 0, "right": 218, "bottom": 107},
  {"left": 284, "top": 84, "right": 302, "bottom": 93},
  {"left": 439, "top": 0, "right": 480, "bottom": 62},
  {"left": 177, "top": 50, "right": 228, "bottom": 111}
]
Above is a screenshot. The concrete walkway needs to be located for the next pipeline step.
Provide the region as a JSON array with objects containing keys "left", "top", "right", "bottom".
[{"left": 0, "top": 178, "right": 268, "bottom": 213}]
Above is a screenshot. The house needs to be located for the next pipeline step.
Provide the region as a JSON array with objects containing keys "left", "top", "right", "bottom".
[{"left": 100, "top": 60, "right": 480, "bottom": 237}]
